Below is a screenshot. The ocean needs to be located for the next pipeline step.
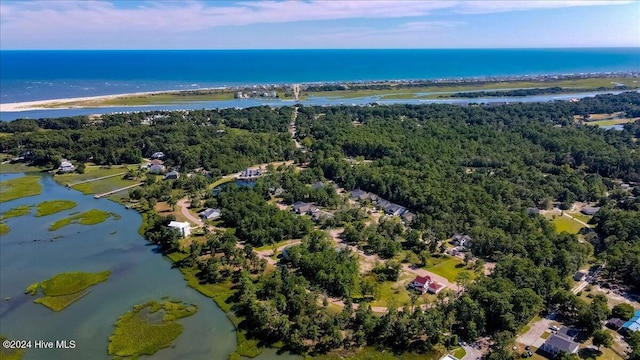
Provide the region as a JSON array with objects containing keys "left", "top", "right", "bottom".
[{"left": 1, "top": 48, "right": 639, "bottom": 103}]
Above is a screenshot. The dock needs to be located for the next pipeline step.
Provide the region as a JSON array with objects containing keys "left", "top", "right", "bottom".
[{"left": 94, "top": 183, "right": 143, "bottom": 198}]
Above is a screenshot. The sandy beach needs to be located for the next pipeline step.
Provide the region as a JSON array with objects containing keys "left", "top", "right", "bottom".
[{"left": 0, "top": 88, "right": 229, "bottom": 112}]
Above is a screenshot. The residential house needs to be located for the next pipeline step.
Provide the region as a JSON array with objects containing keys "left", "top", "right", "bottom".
[
  {"left": 540, "top": 333, "right": 579, "bottom": 355},
  {"left": 581, "top": 207, "right": 601, "bottom": 215},
  {"left": 168, "top": 221, "right": 191, "bottom": 237},
  {"left": 607, "top": 318, "right": 626, "bottom": 331},
  {"left": 383, "top": 203, "right": 406, "bottom": 216},
  {"left": 292, "top": 201, "right": 315, "bottom": 215},
  {"left": 573, "top": 271, "right": 586, "bottom": 281},
  {"left": 401, "top": 211, "right": 416, "bottom": 223},
  {"left": 451, "top": 234, "right": 472, "bottom": 248},
  {"left": 622, "top": 310, "right": 640, "bottom": 334},
  {"left": 408, "top": 276, "right": 432, "bottom": 294},
  {"left": 58, "top": 159, "right": 75, "bottom": 173},
  {"left": 149, "top": 164, "right": 166, "bottom": 174},
  {"left": 312, "top": 210, "right": 334, "bottom": 222},
  {"left": 350, "top": 189, "right": 371, "bottom": 201},
  {"left": 151, "top": 151, "right": 165, "bottom": 159},
  {"left": 164, "top": 170, "right": 180, "bottom": 180},
  {"left": 239, "top": 168, "right": 263, "bottom": 178},
  {"left": 376, "top": 198, "right": 391, "bottom": 209},
  {"left": 428, "top": 282, "right": 445, "bottom": 294},
  {"left": 199, "top": 208, "right": 221, "bottom": 220},
  {"left": 150, "top": 159, "right": 164, "bottom": 166}
]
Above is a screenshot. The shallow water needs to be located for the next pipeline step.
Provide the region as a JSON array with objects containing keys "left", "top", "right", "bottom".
[{"left": 0, "top": 174, "right": 236, "bottom": 359}]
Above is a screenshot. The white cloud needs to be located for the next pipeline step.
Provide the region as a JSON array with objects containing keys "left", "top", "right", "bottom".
[{"left": 0, "top": 0, "right": 635, "bottom": 48}]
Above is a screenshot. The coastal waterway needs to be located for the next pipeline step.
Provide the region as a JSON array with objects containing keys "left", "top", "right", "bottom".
[
  {"left": 0, "top": 90, "right": 635, "bottom": 122},
  {"left": 0, "top": 173, "right": 238, "bottom": 359}
]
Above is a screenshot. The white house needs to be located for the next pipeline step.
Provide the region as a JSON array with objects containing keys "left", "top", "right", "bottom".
[
  {"left": 58, "top": 159, "right": 75, "bottom": 173},
  {"left": 168, "top": 221, "right": 191, "bottom": 237}
]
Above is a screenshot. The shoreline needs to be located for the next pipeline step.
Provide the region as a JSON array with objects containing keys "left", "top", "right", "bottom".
[{"left": 1, "top": 72, "right": 638, "bottom": 113}]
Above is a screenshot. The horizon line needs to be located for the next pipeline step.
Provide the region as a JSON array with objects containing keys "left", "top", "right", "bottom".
[{"left": 2, "top": 46, "right": 640, "bottom": 51}]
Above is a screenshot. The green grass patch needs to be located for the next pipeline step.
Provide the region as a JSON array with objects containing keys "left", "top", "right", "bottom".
[
  {"left": 0, "top": 223, "right": 9, "bottom": 235},
  {"left": 566, "top": 212, "right": 592, "bottom": 224},
  {"left": 551, "top": 216, "right": 584, "bottom": 234},
  {"left": 107, "top": 300, "right": 198, "bottom": 359},
  {"left": 0, "top": 335, "right": 25, "bottom": 360},
  {"left": 27, "top": 270, "right": 110, "bottom": 311},
  {"left": 0, "top": 176, "right": 42, "bottom": 203},
  {"left": 541, "top": 331, "right": 551, "bottom": 339},
  {"left": 72, "top": 177, "right": 140, "bottom": 195},
  {"left": 35, "top": 200, "right": 77, "bottom": 217},
  {"left": 451, "top": 347, "right": 466, "bottom": 359},
  {"left": 254, "top": 239, "right": 296, "bottom": 252},
  {"left": 48, "top": 209, "right": 113, "bottom": 231},
  {"left": 208, "top": 175, "right": 235, "bottom": 190},
  {"left": 53, "top": 165, "right": 130, "bottom": 184},
  {"left": 0, "top": 205, "right": 33, "bottom": 220},
  {"left": 425, "top": 256, "right": 470, "bottom": 283},
  {"left": 316, "top": 346, "right": 443, "bottom": 360}
]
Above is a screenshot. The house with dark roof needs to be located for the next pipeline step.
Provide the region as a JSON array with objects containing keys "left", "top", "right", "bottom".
[
  {"left": 573, "top": 271, "right": 586, "bottom": 281},
  {"left": 401, "top": 211, "right": 416, "bottom": 223},
  {"left": 151, "top": 151, "right": 165, "bottom": 159},
  {"left": 292, "top": 201, "right": 315, "bottom": 215},
  {"left": 148, "top": 164, "right": 166, "bottom": 174},
  {"left": 350, "top": 189, "right": 377, "bottom": 202},
  {"left": 311, "top": 210, "right": 334, "bottom": 222},
  {"left": 607, "top": 318, "right": 626, "bottom": 331},
  {"left": 164, "top": 170, "right": 179, "bottom": 180},
  {"left": 383, "top": 203, "right": 406, "bottom": 216},
  {"left": 451, "top": 234, "right": 472, "bottom": 248},
  {"left": 540, "top": 333, "right": 579, "bottom": 355},
  {"left": 199, "top": 208, "right": 221, "bottom": 220},
  {"left": 527, "top": 207, "right": 540, "bottom": 215}
]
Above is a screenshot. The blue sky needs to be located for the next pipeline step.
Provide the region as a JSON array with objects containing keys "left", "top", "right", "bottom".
[{"left": 1, "top": 0, "right": 638, "bottom": 49}]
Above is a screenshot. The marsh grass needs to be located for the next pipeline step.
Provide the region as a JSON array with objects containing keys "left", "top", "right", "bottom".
[
  {"left": 107, "top": 300, "right": 198, "bottom": 358},
  {"left": 35, "top": 200, "right": 77, "bottom": 217},
  {"left": 0, "top": 335, "right": 25, "bottom": 360},
  {"left": 27, "top": 271, "right": 110, "bottom": 311},
  {"left": 49, "top": 209, "right": 113, "bottom": 231},
  {"left": 0, "top": 176, "right": 41, "bottom": 203},
  {"left": 0, "top": 223, "right": 8, "bottom": 235},
  {"left": 0, "top": 205, "right": 33, "bottom": 220}
]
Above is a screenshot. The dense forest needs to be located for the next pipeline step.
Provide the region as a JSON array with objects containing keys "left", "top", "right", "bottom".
[{"left": 2, "top": 92, "right": 640, "bottom": 358}]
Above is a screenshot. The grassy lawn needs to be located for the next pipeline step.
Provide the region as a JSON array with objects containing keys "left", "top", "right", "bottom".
[
  {"left": 107, "top": 300, "right": 198, "bottom": 358},
  {"left": 49, "top": 209, "right": 114, "bottom": 231},
  {"left": 368, "top": 273, "right": 430, "bottom": 308},
  {"left": 0, "top": 176, "right": 42, "bottom": 203},
  {"left": 27, "top": 271, "right": 111, "bottom": 311},
  {"left": 71, "top": 177, "right": 140, "bottom": 195},
  {"left": 451, "top": 347, "right": 466, "bottom": 359},
  {"left": 425, "top": 256, "right": 470, "bottom": 283},
  {"left": 35, "top": 200, "right": 77, "bottom": 217},
  {"left": 1, "top": 205, "right": 33, "bottom": 220},
  {"left": 541, "top": 331, "right": 551, "bottom": 339},
  {"left": 316, "top": 346, "right": 442, "bottom": 360},
  {"left": 53, "top": 165, "right": 132, "bottom": 184},
  {"left": 566, "top": 212, "right": 592, "bottom": 224},
  {"left": 208, "top": 175, "right": 235, "bottom": 190},
  {"left": 586, "top": 118, "right": 639, "bottom": 126},
  {"left": 0, "top": 162, "right": 46, "bottom": 174},
  {"left": 551, "top": 216, "right": 584, "bottom": 234},
  {"left": 254, "top": 239, "right": 298, "bottom": 252}
]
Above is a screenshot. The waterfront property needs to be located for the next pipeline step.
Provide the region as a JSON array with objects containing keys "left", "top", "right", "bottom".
[
  {"left": 57, "top": 159, "right": 75, "bottom": 173},
  {"left": 168, "top": 221, "right": 191, "bottom": 237},
  {"left": 199, "top": 208, "right": 221, "bottom": 220}
]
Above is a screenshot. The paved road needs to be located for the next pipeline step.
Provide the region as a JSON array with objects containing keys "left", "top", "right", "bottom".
[
  {"left": 462, "top": 344, "right": 483, "bottom": 360},
  {"left": 516, "top": 314, "right": 554, "bottom": 348}
]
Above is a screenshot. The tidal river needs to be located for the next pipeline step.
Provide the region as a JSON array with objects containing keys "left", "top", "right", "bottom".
[{"left": 0, "top": 173, "right": 237, "bottom": 359}]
